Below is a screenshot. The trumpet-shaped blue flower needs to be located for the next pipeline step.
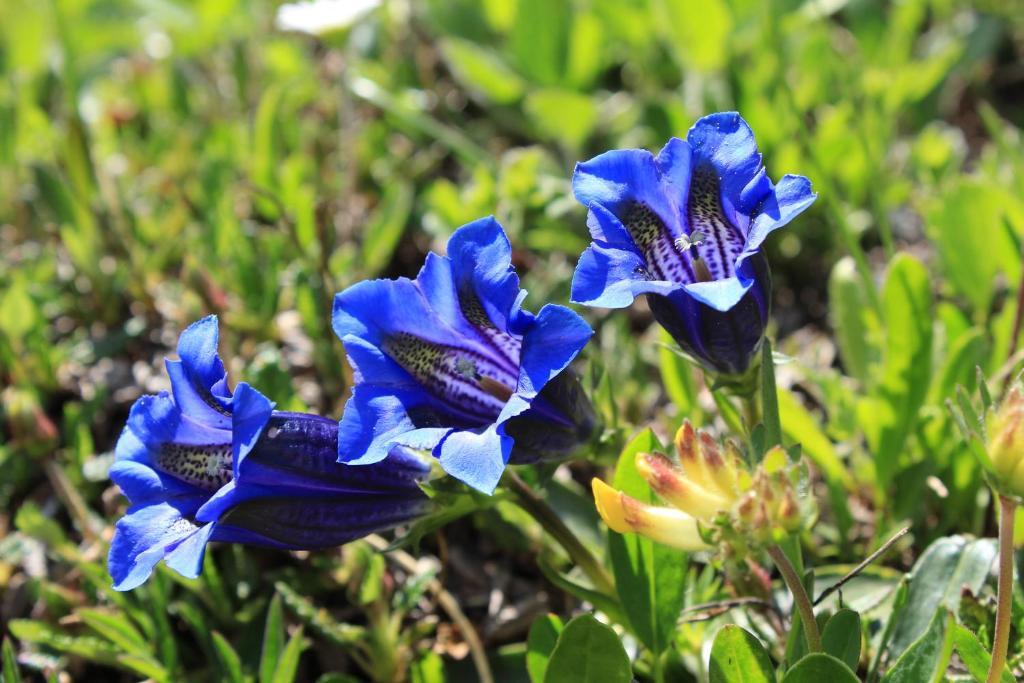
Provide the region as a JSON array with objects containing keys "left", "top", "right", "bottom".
[
  {"left": 333, "top": 217, "right": 595, "bottom": 495},
  {"left": 571, "top": 112, "right": 816, "bottom": 375},
  {"left": 108, "top": 316, "right": 430, "bottom": 591}
]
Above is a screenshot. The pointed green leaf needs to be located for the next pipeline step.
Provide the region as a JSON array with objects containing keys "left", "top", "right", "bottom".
[
  {"left": 260, "top": 594, "right": 285, "bottom": 683},
  {"left": 760, "top": 339, "right": 782, "bottom": 454},
  {"left": 864, "top": 254, "right": 934, "bottom": 485},
  {"left": 271, "top": 626, "right": 306, "bottom": 683},
  {"left": 210, "top": 632, "right": 244, "bottom": 683},
  {"left": 2, "top": 637, "right": 22, "bottom": 683}
]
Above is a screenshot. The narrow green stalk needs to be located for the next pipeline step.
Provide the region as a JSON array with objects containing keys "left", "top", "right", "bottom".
[
  {"left": 505, "top": 470, "right": 616, "bottom": 596},
  {"left": 988, "top": 495, "right": 1017, "bottom": 683},
  {"left": 766, "top": 544, "right": 821, "bottom": 653}
]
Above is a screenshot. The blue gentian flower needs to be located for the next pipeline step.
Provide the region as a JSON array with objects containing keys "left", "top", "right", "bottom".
[
  {"left": 108, "top": 316, "right": 430, "bottom": 591},
  {"left": 333, "top": 217, "right": 595, "bottom": 495},
  {"left": 570, "top": 112, "right": 816, "bottom": 375}
]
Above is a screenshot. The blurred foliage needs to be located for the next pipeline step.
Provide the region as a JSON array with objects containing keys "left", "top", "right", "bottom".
[{"left": 2, "top": 0, "right": 1024, "bottom": 679}]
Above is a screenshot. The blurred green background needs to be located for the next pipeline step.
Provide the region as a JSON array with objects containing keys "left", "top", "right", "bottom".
[{"left": 2, "top": 0, "right": 1024, "bottom": 680}]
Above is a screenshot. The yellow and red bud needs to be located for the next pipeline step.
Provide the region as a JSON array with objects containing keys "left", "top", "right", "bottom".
[
  {"left": 635, "top": 451, "right": 734, "bottom": 518},
  {"left": 591, "top": 478, "right": 708, "bottom": 551}
]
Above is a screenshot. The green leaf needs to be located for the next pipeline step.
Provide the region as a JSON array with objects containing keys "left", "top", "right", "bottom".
[
  {"left": 658, "top": 332, "right": 697, "bottom": 415},
  {"left": 438, "top": 37, "right": 525, "bottom": 104},
  {"left": 271, "top": 626, "right": 306, "bottom": 683},
  {"left": 210, "top": 632, "right": 244, "bottom": 683},
  {"left": 821, "top": 609, "right": 862, "bottom": 672},
  {"left": 76, "top": 608, "right": 151, "bottom": 657},
  {"left": 361, "top": 181, "right": 414, "bottom": 277},
  {"left": 115, "top": 653, "right": 170, "bottom": 682},
  {"left": 260, "top": 594, "right": 285, "bottom": 683},
  {"left": 828, "top": 256, "right": 881, "bottom": 385},
  {"left": 886, "top": 535, "right": 996, "bottom": 659},
  {"left": 275, "top": 583, "right": 366, "bottom": 646},
  {"left": 653, "top": 0, "right": 732, "bottom": 71},
  {"left": 760, "top": 339, "right": 782, "bottom": 454},
  {"left": 535, "top": 557, "right": 624, "bottom": 624},
  {"left": 708, "top": 625, "right": 775, "bottom": 683},
  {"left": 925, "top": 180, "right": 1023, "bottom": 313},
  {"left": 410, "top": 651, "right": 446, "bottom": 683},
  {"left": 862, "top": 254, "right": 933, "bottom": 485},
  {"left": 778, "top": 389, "right": 851, "bottom": 487},
  {"left": 542, "top": 615, "right": 630, "bottom": 683},
  {"left": 508, "top": 0, "right": 570, "bottom": 85},
  {"left": 523, "top": 89, "right": 598, "bottom": 152},
  {"left": 0, "top": 278, "right": 39, "bottom": 341},
  {"left": 607, "top": 429, "right": 688, "bottom": 655},
  {"left": 781, "top": 653, "right": 859, "bottom": 682},
  {"left": 951, "top": 623, "right": 1015, "bottom": 683},
  {"left": 881, "top": 608, "right": 954, "bottom": 683},
  {"left": 2, "top": 637, "right": 22, "bottom": 683},
  {"left": 7, "top": 619, "right": 120, "bottom": 666},
  {"left": 527, "top": 614, "right": 564, "bottom": 683}
]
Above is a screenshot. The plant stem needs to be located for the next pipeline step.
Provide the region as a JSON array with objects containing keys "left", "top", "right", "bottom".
[
  {"left": 505, "top": 470, "right": 616, "bottom": 596},
  {"left": 988, "top": 495, "right": 1017, "bottom": 683},
  {"left": 767, "top": 544, "right": 821, "bottom": 653}
]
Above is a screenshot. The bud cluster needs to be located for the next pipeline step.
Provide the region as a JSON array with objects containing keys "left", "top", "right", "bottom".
[{"left": 592, "top": 421, "right": 814, "bottom": 559}]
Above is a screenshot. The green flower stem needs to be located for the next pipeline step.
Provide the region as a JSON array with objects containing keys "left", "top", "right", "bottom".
[
  {"left": 767, "top": 544, "right": 821, "bottom": 653},
  {"left": 505, "top": 470, "right": 616, "bottom": 596},
  {"left": 988, "top": 494, "right": 1017, "bottom": 683}
]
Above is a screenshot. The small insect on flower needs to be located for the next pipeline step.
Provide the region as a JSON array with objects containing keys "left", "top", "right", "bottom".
[
  {"left": 107, "top": 316, "right": 430, "bottom": 591},
  {"left": 592, "top": 422, "right": 813, "bottom": 559},
  {"left": 333, "top": 217, "right": 597, "bottom": 494},
  {"left": 570, "top": 112, "right": 817, "bottom": 376}
]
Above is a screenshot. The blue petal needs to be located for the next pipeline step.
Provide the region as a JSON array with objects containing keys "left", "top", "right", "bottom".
[
  {"left": 333, "top": 277, "right": 437, "bottom": 353},
  {"left": 337, "top": 385, "right": 449, "bottom": 465},
  {"left": 127, "top": 392, "right": 230, "bottom": 450},
  {"left": 573, "top": 149, "right": 680, "bottom": 229},
  {"left": 216, "top": 492, "right": 431, "bottom": 549},
  {"left": 237, "top": 412, "right": 429, "bottom": 493},
  {"left": 654, "top": 137, "right": 693, "bottom": 194},
  {"left": 167, "top": 316, "right": 232, "bottom": 429},
  {"left": 437, "top": 426, "right": 512, "bottom": 494},
  {"left": 163, "top": 521, "right": 217, "bottom": 579},
  {"left": 108, "top": 499, "right": 208, "bottom": 591},
  {"left": 516, "top": 304, "right": 592, "bottom": 397},
  {"left": 681, "top": 269, "right": 754, "bottom": 312},
  {"left": 686, "top": 112, "right": 772, "bottom": 218},
  {"left": 738, "top": 174, "right": 817, "bottom": 269},
  {"left": 230, "top": 382, "right": 275, "bottom": 473},
  {"left": 109, "top": 457, "right": 198, "bottom": 505},
  {"left": 445, "top": 216, "right": 522, "bottom": 331},
  {"left": 570, "top": 240, "right": 682, "bottom": 308}
]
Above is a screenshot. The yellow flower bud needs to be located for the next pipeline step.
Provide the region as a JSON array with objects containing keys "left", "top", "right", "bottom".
[{"left": 987, "top": 386, "right": 1024, "bottom": 499}]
